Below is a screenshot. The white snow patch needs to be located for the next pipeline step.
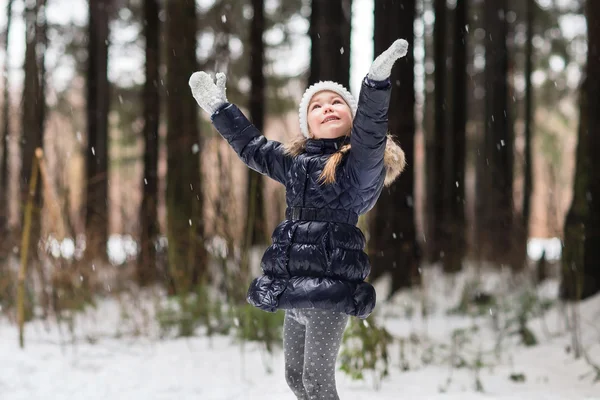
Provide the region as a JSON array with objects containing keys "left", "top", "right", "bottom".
[{"left": 2, "top": 267, "right": 599, "bottom": 399}]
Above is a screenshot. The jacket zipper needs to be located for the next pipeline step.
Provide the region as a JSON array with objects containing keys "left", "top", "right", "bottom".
[
  {"left": 323, "top": 227, "right": 332, "bottom": 274},
  {"left": 302, "top": 157, "right": 310, "bottom": 206}
]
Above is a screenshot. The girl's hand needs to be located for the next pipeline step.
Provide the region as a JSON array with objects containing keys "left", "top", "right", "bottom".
[
  {"left": 188, "top": 71, "right": 228, "bottom": 115},
  {"left": 367, "top": 39, "right": 409, "bottom": 81}
]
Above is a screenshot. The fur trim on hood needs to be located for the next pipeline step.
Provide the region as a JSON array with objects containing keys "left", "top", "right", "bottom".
[{"left": 382, "top": 134, "right": 406, "bottom": 186}]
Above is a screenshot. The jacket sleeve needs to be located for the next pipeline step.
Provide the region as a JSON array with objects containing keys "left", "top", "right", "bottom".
[
  {"left": 343, "top": 77, "right": 392, "bottom": 189},
  {"left": 211, "top": 103, "right": 291, "bottom": 185}
]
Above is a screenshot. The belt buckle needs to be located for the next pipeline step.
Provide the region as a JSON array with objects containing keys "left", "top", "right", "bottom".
[{"left": 291, "top": 208, "right": 301, "bottom": 220}]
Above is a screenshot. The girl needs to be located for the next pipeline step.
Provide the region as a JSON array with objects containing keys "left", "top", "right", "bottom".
[{"left": 189, "top": 39, "right": 408, "bottom": 400}]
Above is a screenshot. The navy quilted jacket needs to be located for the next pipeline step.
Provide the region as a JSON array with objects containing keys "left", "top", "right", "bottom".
[{"left": 211, "top": 78, "right": 393, "bottom": 319}]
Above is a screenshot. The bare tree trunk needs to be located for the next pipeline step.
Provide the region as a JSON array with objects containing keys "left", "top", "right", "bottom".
[
  {"left": 137, "top": 0, "right": 161, "bottom": 286},
  {"left": 36, "top": 0, "right": 46, "bottom": 136},
  {"left": 0, "top": 0, "right": 13, "bottom": 266},
  {"left": 368, "top": 0, "right": 420, "bottom": 296},
  {"left": 476, "top": 0, "right": 514, "bottom": 267},
  {"left": 86, "top": 0, "right": 111, "bottom": 264},
  {"left": 308, "top": 0, "right": 352, "bottom": 88},
  {"left": 470, "top": 0, "right": 487, "bottom": 262},
  {"left": 582, "top": 0, "right": 600, "bottom": 299},
  {"left": 165, "top": 0, "right": 207, "bottom": 293},
  {"left": 510, "top": 0, "right": 536, "bottom": 273},
  {"left": 246, "top": 0, "right": 267, "bottom": 246},
  {"left": 422, "top": 16, "right": 435, "bottom": 261},
  {"left": 425, "top": 0, "right": 446, "bottom": 265},
  {"left": 441, "top": 0, "right": 467, "bottom": 273},
  {"left": 561, "top": 77, "right": 588, "bottom": 300},
  {"left": 522, "top": 0, "right": 534, "bottom": 245},
  {"left": 20, "top": 0, "right": 46, "bottom": 265},
  {"left": 0, "top": 0, "right": 14, "bottom": 238}
]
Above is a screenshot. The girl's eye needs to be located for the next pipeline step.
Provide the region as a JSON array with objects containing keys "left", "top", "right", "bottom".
[
  {"left": 312, "top": 104, "right": 321, "bottom": 110},
  {"left": 333, "top": 100, "right": 341, "bottom": 105}
]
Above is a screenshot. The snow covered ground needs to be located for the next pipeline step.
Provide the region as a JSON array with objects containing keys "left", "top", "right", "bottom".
[{"left": 2, "top": 266, "right": 600, "bottom": 400}]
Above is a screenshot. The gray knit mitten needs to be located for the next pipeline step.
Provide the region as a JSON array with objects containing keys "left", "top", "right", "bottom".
[
  {"left": 189, "top": 71, "right": 228, "bottom": 115},
  {"left": 367, "top": 39, "right": 409, "bottom": 81}
]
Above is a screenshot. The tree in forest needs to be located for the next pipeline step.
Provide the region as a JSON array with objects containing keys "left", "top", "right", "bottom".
[
  {"left": 86, "top": 0, "right": 111, "bottom": 264},
  {"left": 425, "top": 0, "right": 446, "bottom": 265},
  {"left": 561, "top": 0, "right": 600, "bottom": 301},
  {"left": 580, "top": 0, "right": 600, "bottom": 299},
  {"left": 137, "top": 0, "right": 161, "bottom": 285},
  {"left": 521, "top": 0, "right": 534, "bottom": 257},
  {"left": 0, "top": 0, "right": 13, "bottom": 252},
  {"left": 441, "top": 0, "right": 467, "bottom": 273},
  {"left": 20, "top": 0, "right": 47, "bottom": 262},
  {"left": 425, "top": 0, "right": 466, "bottom": 273},
  {"left": 245, "top": 0, "right": 267, "bottom": 248},
  {"left": 561, "top": 77, "right": 588, "bottom": 300},
  {"left": 165, "top": 0, "right": 207, "bottom": 292},
  {"left": 507, "top": 0, "right": 537, "bottom": 274},
  {"left": 309, "top": 0, "right": 352, "bottom": 87},
  {"left": 474, "top": 0, "right": 514, "bottom": 267},
  {"left": 368, "top": 0, "right": 420, "bottom": 295}
]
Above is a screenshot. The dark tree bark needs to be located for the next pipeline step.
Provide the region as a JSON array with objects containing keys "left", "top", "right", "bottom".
[
  {"left": 137, "top": 0, "right": 161, "bottom": 286},
  {"left": 561, "top": 77, "right": 588, "bottom": 300},
  {"left": 425, "top": 0, "right": 446, "bottom": 264},
  {"left": 581, "top": 0, "right": 600, "bottom": 299},
  {"left": 165, "top": 0, "right": 207, "bottom": 292},
  {"left": 0, "top": 0, "right": 14, "bottom": 240},
  {"left": 86, "top": 0, "right": 111, "bottom": 263},
  {"left": 308, "top": 0, "right": 352, "bottom": 88},
  {"left": 20, "top": 0, "right": 46, "bottom": 262},
  {"left": 368, "top": 0, "right": 420, "bottom": 296},
  {"left": 475, "top": 0, "right": 514, "bottom": 267},
  {"left": 522, "top": 0, "right": 534, "bottom": 245},
  {"left": 441, "top": 0, "right": 467, "bottom": 273},
  {"left": 246, "top": 0, "right": 267, "bottom": 246},
  {"left": 37, "top": 0, "right": 47, "bottom": 135}
]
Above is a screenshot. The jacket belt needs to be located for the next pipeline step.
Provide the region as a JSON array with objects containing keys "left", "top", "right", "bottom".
[{"left": 285, "top": 206, "right": 359, "bottom": 225}]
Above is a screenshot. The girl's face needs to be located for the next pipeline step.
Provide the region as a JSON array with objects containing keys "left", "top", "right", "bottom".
[{"left": 307, "top": 91, "right": 352, "bottom": 139}]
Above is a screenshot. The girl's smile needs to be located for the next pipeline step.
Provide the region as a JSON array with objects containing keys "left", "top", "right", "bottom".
[{"left": 322, "top": 115, "right": 341, "bottom": 124}]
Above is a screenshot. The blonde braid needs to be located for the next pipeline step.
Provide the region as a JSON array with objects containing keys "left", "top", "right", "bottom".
[{"left": 318, "top": 143, "right": 351, "bottom": 185}]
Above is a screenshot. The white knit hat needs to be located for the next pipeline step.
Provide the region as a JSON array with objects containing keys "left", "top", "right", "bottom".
[{"left": 298, "top": 81, "right": 358, "bottom": 138}]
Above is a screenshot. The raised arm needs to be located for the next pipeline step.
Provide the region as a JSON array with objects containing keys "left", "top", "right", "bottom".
[
  {"left": 211, "top": 103, "right": 291, "bottom": 184},
  {"left": 344, "top": 39, "right": 408, "bottom": 189},
  {"left": 189, "top": 71, "right": 291, "bottom": 184}
]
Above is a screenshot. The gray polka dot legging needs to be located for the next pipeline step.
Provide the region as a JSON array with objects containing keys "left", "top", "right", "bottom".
[{"left": 283, "top": 309, "right": 349, "bottom": 400}]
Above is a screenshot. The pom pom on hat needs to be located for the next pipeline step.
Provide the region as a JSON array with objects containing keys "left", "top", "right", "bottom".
[{"left": 298, "top": 81, "right": 357, "bottom": 138}]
